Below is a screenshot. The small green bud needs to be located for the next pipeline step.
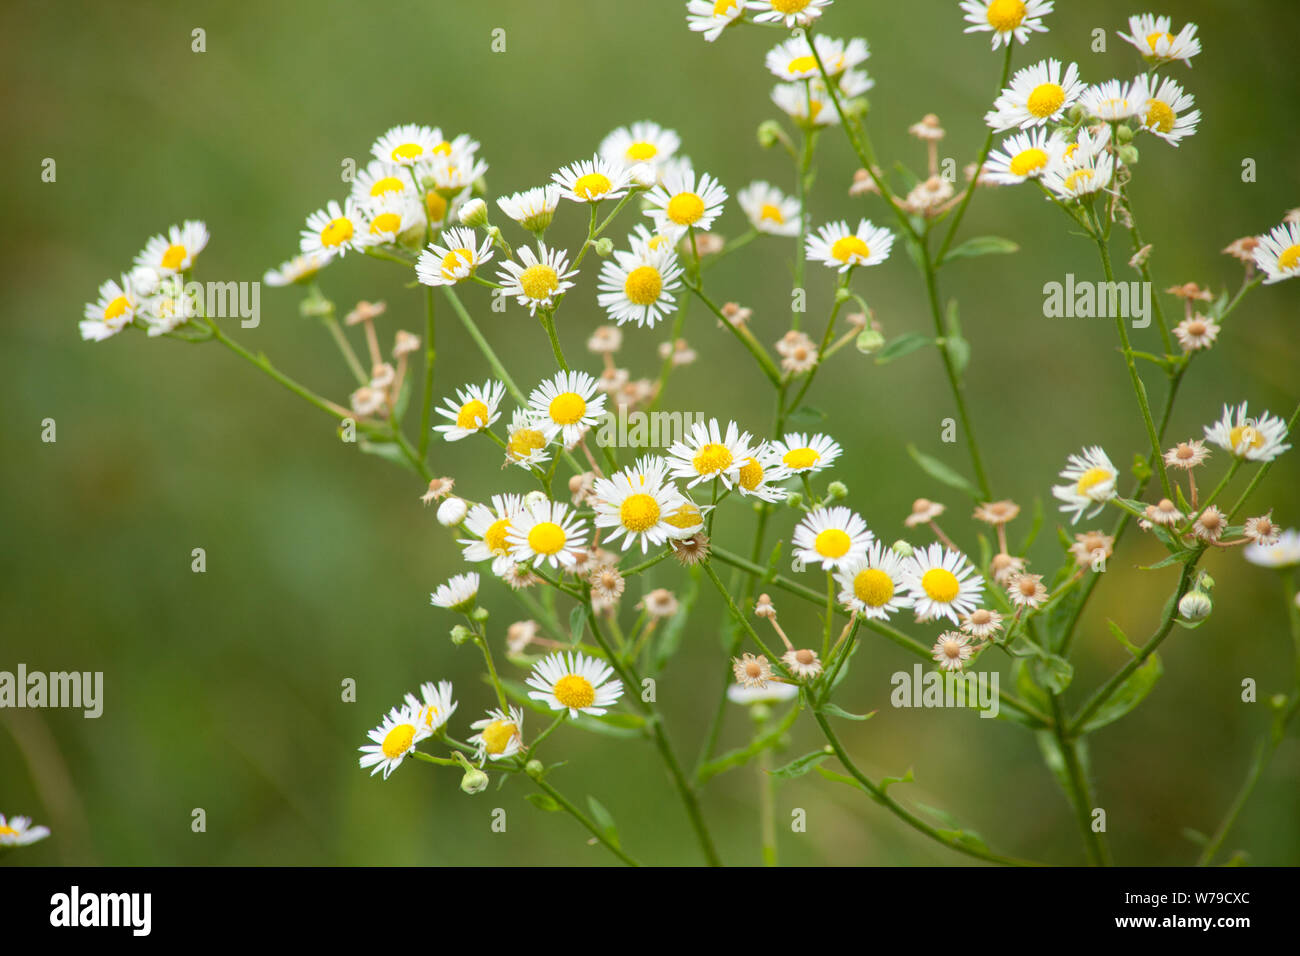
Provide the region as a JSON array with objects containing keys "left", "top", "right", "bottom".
[
  {"left": 300, "top": 295, "right": 334, "bottom": 319},
  {"left": 891, "top": 539, "right": 915, "bottom": 558},
  {"left": 1178, "top": 589, "right": 1212, "bottom": 622},
  {"left": 460, "top": 766, "right": 490, "bottom": 794},
  {"left": 750, "top": 702, "right": 772, "bottom": 724},
  {"left": 785, "top": 491, "right": 803, "bottom": 508},
  {"left": 827, "top": 480, "right": 848, "bottom": 500},
  {"left": 1117, "top": 144, "right": 1140, "bottom": 165},
  {"left": 450, "top": 624, "right": 474, "bottom": 645},
  {"left": 1067, "top": 104, "right": 1087, "bottom": 124},
  {"left": 593, "top": 237, "right": 615, "bottom": 257},
  {"left": 1196, "top": 571, "right": 1216, "bottom": 592},
  {"left": 525, "top": 759, "right": 545, "bottom": 779},
  {"left": 1116, "top": 123, "right": 1135, "bottom": 144},
  {"left": 1270, "top": 693, "right": 1289, "bottom": 711},
  {"left": 458, "top": 198, "right": 489, "bottom": 228},
  {"left": 834, "top": 287, "right": 852, "bottom": 303},
  {"left": 856, "top": 329, "right": 886, "bottom": 354},
  {"left": 757, "top": 120, "right": 783, "bottom": 149},
  {"left": 470, "top": 606, "right": 490, "bottom": 623},
  {"left": 472, "top": 176, "right": 489, "bottom": 197}
]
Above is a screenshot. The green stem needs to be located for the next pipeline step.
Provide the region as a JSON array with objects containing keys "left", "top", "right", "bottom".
[
  {"left": 417, "top": 285, "right": 437, "bottom": 460},
  {"left": 530, "top": 775, "right": 642, "bottom": 867}
]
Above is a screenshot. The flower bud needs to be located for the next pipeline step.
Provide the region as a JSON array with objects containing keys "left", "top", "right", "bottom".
[
  {"left": 1117, "top": 144, "right": 1140, "bottom": 165},
  {"left": 1115, "top": 123, "right": 1135, "bottom": 144},
  {"left": 593, "top": 237, "right": 615, "bottom": 257},
  {"left": 1067, "top": 104, "right": 1087, "bottom": 123},
  {"left": 891, "top": 539, "right": 915, "bottom": 558},
  {"left": 130, "top": 265, "right": 161, "bottom": 297},
  {"left": 827, "top": 481, "right": 848, "bottom": 500},
  {"left": 525, "top": 759, "right": 545, "bottom": 779},
  {"left": 436, "top": 496, "right": 468, "bottom": 527},
  {"left": 757, "top": 120, "right": 783, "bottom": 149},
  {"left": 1178, "top": 589, "right": 1212, "bottom": 622},
  {"left": 785, "top": 492, "right": 803, "bottom": 508},
  {"left": 449, "top": 624, "right": 473, "bottom": 645},
  {"left": 856, "top": 329, "right": 885, "bottom": 354},
  {"left": 458, "top": 198, "right": 489, "bottom": 228},
  {"left": 470, "top": 606, "right": 490, "bottom": 623},
  {"left": 523, "top": 490, "right": 548, "bottom": 510},
  {"left": 460, "top": 766, "right": 490, "bottom": 794}
]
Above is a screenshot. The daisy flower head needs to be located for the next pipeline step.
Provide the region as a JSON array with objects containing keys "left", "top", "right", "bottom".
[
  {"left": 433, "top": 379, "right": 505, "bottom": 441},
  {"left": 497, "top": 244, "right": 577, "bottom": 315},
  {"left": 1164, "top": 439, "right": 1209, "bottom": 470},
  {"left": 1244, "top": 513, "right": 1280, "bottom": 547},
  {"left": 1007, "top": 571, "right": 1048, "bottom": 608},
  {"left": 960, "top": 0, "right": 1054, "bottom": 49},
  {"left": 728, "top": 682, "right": 799, "bottom": 705},
  {"left": 404, "top": 680, "right": 458, "bottom": 735},
  {"left": 771, "top": 80, "right": 840, "bottom": 128},
  {"left": 751, "top": 0, "right": 832, "bottom": 28},
  {"left": 1052, "top": 445, "right": 1118, "bottom": 523},
  {"left": 359, "top": 193, "right": 425, "bottom": 247},
  {"left": 732, "top": 652, "right": 774, "bottom": 688},
  {"left": 986, "top": 58, "right": 1084, "bottom": 131},
  {"left": 596, "top": 234, "right": 684, "bottom": 329},
  {"left": 371, "top": 123, "right": 441, "bottom": 166},
  {"left": 135, "top": 220, "right": 209, "bottom": 275},
  {"left": 982, "top": 128, "right": 1067, "bottom": 184},
  {"left": 960, "top": 607, "right": 1004, "bottom": 640},
  {"left": 140, "top": 275, "right": 201, "bottom": 337},
  {"left": 0, "top": 814, "right": 50, "bottom": 847},
  {"left": 301, "top": 199, "right": 368, "bottom": 257},
  {"left": 1042, "top": 126, "right": 1114, "bottom": 201},
  {"left": 553, "top": 155, "right": 633, "bottom": 205},
  {"left": 1173, "top": 314, "right": 1220, "bottom": 352},
  {"left": 665, "top": 418, "right": 756, "bottom": 489},
  {"left": 835, "top": 541, "right": 915, "bottom": 620},
  {"left": 1118, "top": 14, "right": 1200, "bottom": 67},
  {"left": 806, "top": 219, "right": 894, "bottom": 272},
  {"left": 358, "top": 703, "right": 431, "bottom": 779},
  {"left": 685, "top": 0, "right": 747, "bottom": 42},
  {"left": 1204, "top": 403, "right": 1291, "bottom": 463},
  {"left": 504, "top": 408, "right": 552, "bottom": 469},
  {"left": 425, "top": 147, "right": 489, "bottom": 196},
  {"left": 905, "top": 543, "right": 985, "bottom": 625},
  {"left": 1244, "top": 529, "right": 1300, "bottom": 569},
  {"left": 783, "top": 648, "right": 823, "bottom": 680},
  {"left": 506, "top": 498, "right": 589, "bottom": 569},
  {"left": 80, "top": 275, "right": 137, "bottom": 342},
  {"left": 1138, "top": 76, "right": 1200, "bottom": 146},
  {"left": 733, "top": 444, "right": 789, "bottom": 503},
  {"left": 496, "top": 185, "right": 561, "bottom": 234},
  {"left": 769, "top": 432, "right": 842, "bottom": 476},
  {"left": 737, "top": 181, "right": 802, "bottom": 236},
  {"left": 1079, "top": 75, "right": 1149, "bottom": 122},
  {"left": 644, "top": 164, "right": 728, "bottom": 238},
  {"left": 264, "top": 251, "right": 332, "bottom": 287},
  {"left": 417, "top": 227, "right": 494, "bottom": 287},
  {"left": 460, "top": 493, "right": 528, "bottom": 576},
  {"left": 468, "top": 706, "right": 526, "bottom": 762},
  {"left": 527, "top": 370, "right": 607, "bottom": 445},
  {"left": 431, "top": 572, "right": 480, "bottom": 612},
  {"left": 351, "top": 159, "right": 414, "bottom": 206},
  {"left": 591, "top": 457, "right": 689, "bottom": 553},
  {"left": 932, "top": 631, "right": 974, "bottom": 671},
  {"left": 527, "top": 652, "right": 624, "bottom": 717},
  {"left": 764, "top": 34, "right": 857, "bottom": 81},
  {"left": 1253, "top": 221, "right": 1300, "bottom": 285},
  {"left": 600, "top": 121, "right": 681, "bottom": 173},
  {"left": 792, "top": 506, "right": 873, "bottom": 571}
]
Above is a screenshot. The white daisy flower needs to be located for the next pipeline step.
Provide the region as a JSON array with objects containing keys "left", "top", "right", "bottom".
[
  {"left": 134, "top": 220, "right": 209, "bottom": 275},
  {"left": 552, "top": 155, "right": 633, "bottom": 204},
  {"left": 771, "top": 81, "right": 841, "bottom": 127},
  {"left": 933, "top": 632, "right": 975, "bottom": 671},
  {"left": 685, "top": 0, "right": 747, "bottom": 42},
  {"left": 300, "top": 199, "right": 368, "bottom": 257},
  {"left": 503, "top": 409, "right": 552, "bottom": 470},
  {"left": 0, "top": 814, "right": 50, "bottom": 846},
  {"left": 960, "top": 0, "right": 1054, "bottom": 49},
  {"left": 596, "top": 235, "right": 684, "bottom": 328},
  {"left": 425, "top": 148, "right": 489, "bottom": 195},
  {"left": 1244, "top": 529, "right": 1300, "bottom": 570},
  {"left": 417, "top": 227, "right": 495, "bottom": 287},
  {"left": 835, "top": 542, "right": 915, "bottom": 619},
  {"left": 1052, "top": 445, "right": 1118, "bottom": 523},
  {"left": 982, "top": 127, "right": 1067, "bottom": 184},
  {"left": 665, "top": 418, "right": 757, "bottom": 489},
  {"left": 140, "top": 275, "right": 201, "bottom": 337},
  {"left": 460, "top": 493, "right": 528, "bottom": 576},
  {"left": 600, "top": 121, "right": 681, "bottom": 172},
  {"left": 1117, "top": 14, "right": 1200, "bottom": 67},
  {"left": 264, "top": 251, "right": 332, "bottom": 286},
  {"left": 662, "top": 498, "right": 708, "bottom": 538},
  {"left": 769, "top": 432, "right": 841, "bottom": 476},
  {"left": 496, "top": 185, "right": 561, "bottom": 233},
  {"left": 371, "top": 123, "right": 441, "bottom": 166},
  {"left": 1138, "top": 76, "right": 1200, "bottom": 146},
  {"left": 506, "top": 499, "right": 589, "bottom": 569},
  {"left": 806, "top": 219, "right": 895, "bottom": 271},
  {"left": 727, "top": 682, "right": 800, "bottom": 705},
  {"left": 359, "top": 193, "right": 426, "bottom": 246},
  {"left": 644, "top": 165, "right": 728, "bottom": 238},
  {"left": 734, "top": 445, "right": 789, "bottom": 503},
  {"left": 351, "top": 160, "right": 416, "bottom": 206},
  {"left": 528, "top": 370, "right": 607, "bottom": 445},
  {"left": 497, "top": 244, "right": 577, "bottom": 315},
  {"left": 769, "top": 34, "right": 869, "bottom": 79},
  {"left": 468, "top": 706, "right": 526, "bottom": 762},
  {"left": 1042, "top": 126, "right": 1114, "bottom": 201},
  {"left": 792, "top": 506, "right": 873, "bottom": 571},
  {"left": 358, "top": 704, "right": 432, "bottom": 779},
  {"left": 1079, "top": 76, "right": 1148, "bottom": 121},
  {"left": 904, "top": 543, "right": 985, "bottom": 624},
  {"left": 526, "top": 651, "right": 625, "bottom": 717},
  {"left": 1173, "top": 314, "right": 1220, "bottom": 352},
  {"left": 1254, "top": 221, "right": 1300, "bottom": 285},
  {"left": 737, "top": 181, "right": 802, "bottom": 236},
  {"left": 433, "top": 379, "right": 505, "bottom": 441},
  {"left": 430, "top": 572, "right": 480, "bottom": 612},
  {"left": 1203, "top": 402, "right": 1291, "bottom": 463},
  {"left": 80, "top": 275, "right": 138, "bottom": 342},
  {"left": 751, "top": 0, "right": 832, "bottom": 28},
  {"left": 591, "top": 457, "right": 689, "bottom": 553},
  {"left": 986, "top": 58, "right": 1084, "bottom": 130},
  {"left": 403, "top": 680, "right": 458, "bottom": 735}
]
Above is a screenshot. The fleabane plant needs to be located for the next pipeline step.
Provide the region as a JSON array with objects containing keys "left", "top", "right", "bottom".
[{"left": 76, "top": 2, "right": 1300, "bottom": 867}]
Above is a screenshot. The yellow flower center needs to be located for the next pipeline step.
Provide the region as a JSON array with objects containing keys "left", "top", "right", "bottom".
[
  {"left": 619, "top": 493, "right": 661, "bottom": 532},
  {"left": 830, "top": 235, "right": 870, "bottom": 263},
  {"left": 666, "top": 192, "right": 706, "bottom": 226},
  {"left": 985, "top": 0, "right": 1026, "bottom": 31},
  {"left": 527, "top": 521, "right": 567, "bottom": 555},
  {"left": 1145, "top": 99, "right": 1176, "bottom": 133},
  {"left": 320, "top": 216, "right": 354, "bottom": 247},
  {"left": 441, "top": 249, "right": 475, "bottom": 278},
  {"left": 481, "top": 719, "right": 517, "bottom": 755},
  {"left": 161, "top": 243, "right": 187, "bottom": 270},
  {"left": 549, "top": 391, "right": 587, "bottom": 425},
  {"left": 519, "top": 264, "right": 559, "bottom": 301},
  {"left": 814, "top": 528, "right": 851, "bottom": 558},
  {"left": 1009, "top": 147, "right": 1049, "bottom": 177},
  {"left": 573, "top": 172, "right": 612, "bottom": 200},
  {"left": 391, "top": 142, "right": 423, "bottom": 162},
  {"left": 370, "top": 212, "right": 402, "bottom": 235},
  {"left": 786, "top": 55, "right": 817, "bottom": 74},
  {"left": 553, "top": 674, "right": 596, "bottom": 710},
  {"left": 1075, "top": 467, "right": 1112, "bottom": 496},
  {"left": 484, "top": 518, "right": 512, "bottom": 555},
  {"left": 854, "top": 568, "right": 895, "bottom": 607},
  {"left": 456, "top": 399, "right": 489, "bottom": 430},
  {"left": 646, "top": 234, "right": 670, "bottom": 250},
  {"left": 921, "top": 568, "right": 961, "bottom": 603},
  {"left": 713, "top": 0, "right": 738, "bottom": 12},
  {"left": 664, "top": 502, "right": 702, "bottom": 529},
  {"left": 1026, "top": 82, "right": 1066, "bottom": 118},
  {"left": 425, "top": 191, "right": 448, "bottom": 222},
  {"left": 103, "top": 295, "right": 130, "bottom": 321},
  {"left": 1063, "top": 168, "right": 1095, "bottom": 193},
  {"left": 738, "top": 457, "right": 764, "bottom": 490},
  {"left": 1228, "top": 425, "right": 1265, "bottom": 452},
  {"left": 626, "top": 141, "right": 657, "bottom": 162},
  {"left": 0, "top": 825, "right": 18, "bottom": 837},
  {"left": 770, "top": 0, "right": 810, "bottom": 13},
  {"left": 692, "top": 442, "right": 734, "bottom": 475},
  {"left": 782, "top": 447, "right": 820, "bottom": 470},
  {"left": 421, "top": 705, "right": 441, "bottom": 728},
  {"left": 759, "top": 203, "right": 785, "bottom": 224},
  {"left": 507, "top": 428, "right": 547, "bottom": 460},
  {"left": 624, "top": 265, "right": 663, "bottom": 305},
  {"left": 1145, "top": 31, "right": 1175, "bottom": 52},
  {"left": 1277, "top": 245, "right": 1300, "bottom": 272},
  {"left": 381, "top": 723, "right": 416, "bottom": 759},
  {"left": 370, "top": 176, "right": 405, "bottom": 197}
]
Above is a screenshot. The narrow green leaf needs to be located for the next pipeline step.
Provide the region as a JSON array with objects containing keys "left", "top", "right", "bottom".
[
  {"left": 525, "top": 792, "right": 561, "bottom": 812},
  {"left": 586, "top": 795, "right": 621, "bottom": 847},
  {"left": 770, "top": 749, "right": 831, "bottom": 779},
  {"left": 787, "top": 405, "right": 827, "bottom": 426},
  {"left": 822, "top": 702, "right": 874, "bottom": 721},
  {"left": 944, "top": 235, "right": 1020, "bottom": 260},
  {"left": 946, "top": 335, "right": 971, "bottom": 376},
  {"left": 874, "top": 332, "right": 933, "bottom": 364},
  {"left": 1080, "top": 653, "right": 1163, "bottom": 733},
  {"left": 568, "top": 605, "right": 586, "bottom": 645},
  {"left": 1105, "top": 620, "right": 1142, "bottom": 656},
  {"left": 906, "top": 443, "right": 979, "bottom": 499}
]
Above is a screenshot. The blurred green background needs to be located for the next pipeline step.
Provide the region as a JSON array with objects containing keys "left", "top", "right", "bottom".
[{"left": 2, "top": 0, "right": 1298, "bottom": 866}]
